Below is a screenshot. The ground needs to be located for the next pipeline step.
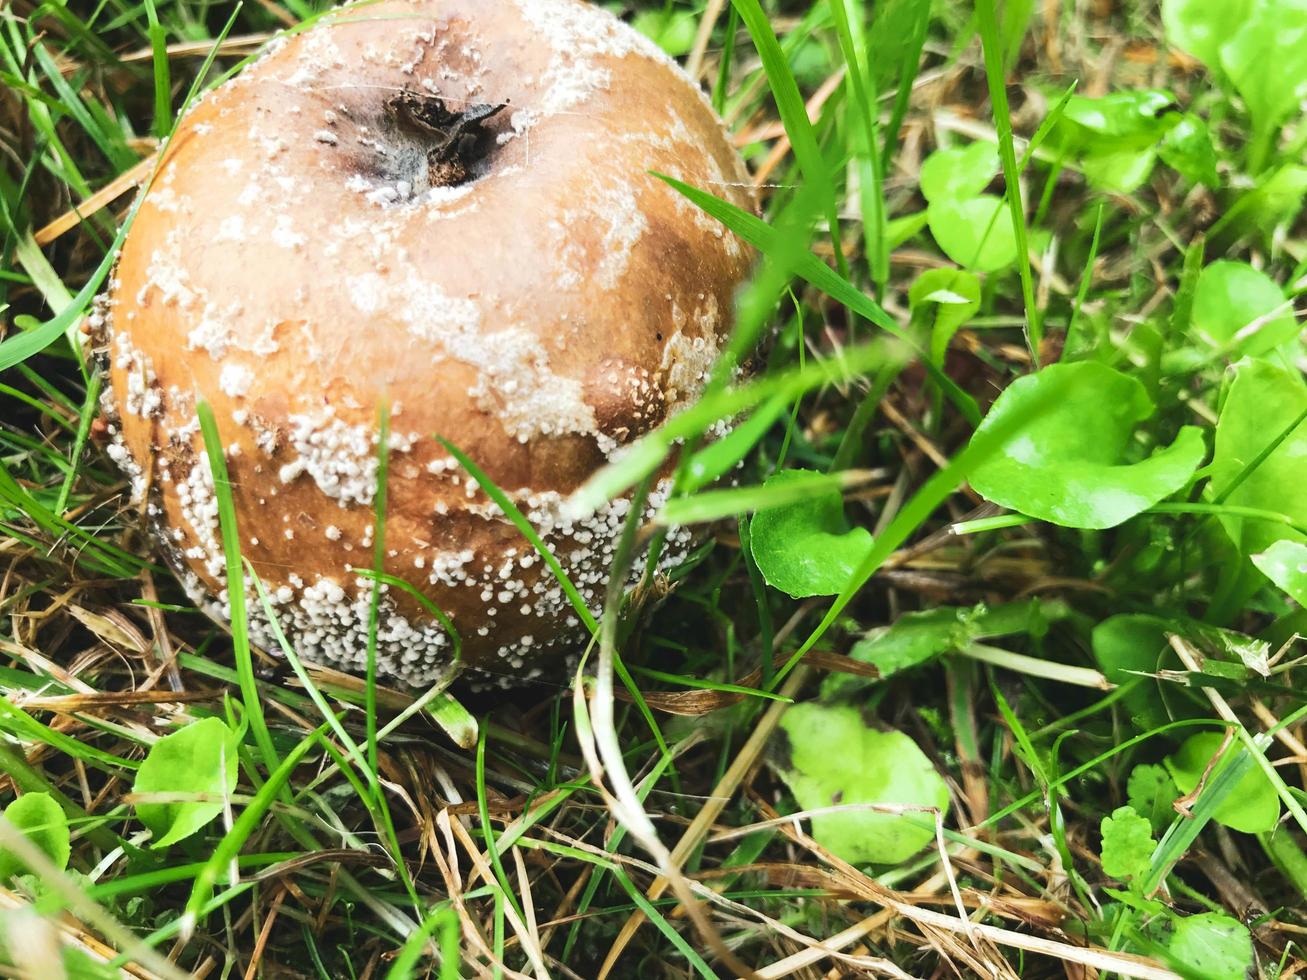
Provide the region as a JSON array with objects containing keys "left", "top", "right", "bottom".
[{"left": 0, "top": 0, "right": 1305, "bottom": 978}]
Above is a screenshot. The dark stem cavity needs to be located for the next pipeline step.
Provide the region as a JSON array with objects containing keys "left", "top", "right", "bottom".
[{"left": 385, "top": 90, "right": 507, "bottom": 188}]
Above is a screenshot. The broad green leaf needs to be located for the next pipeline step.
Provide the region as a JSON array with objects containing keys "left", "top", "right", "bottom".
[
  {"left": 1162, "top": 0, "right": 1253, "bottom": 70},
  {"left": 827, "top": 600, "right": 1068, "bottom": 698},
  {"left": 1210, "top": 358, "right": 1307, "bottom": 559},
  {"left": 1099, "top": 805, "right": 1156, "bottom": 881},
  {"left": 1251, "top": 539, "right": 1307, "bottom": 605},
  {"left": 134, "top": 716, "right": 239, "bottom": 848},
  {"left": 846, "top": 607, "right": 973, "bottom": 679},
  {"left": 1158, "top": 114, "right": 1219, "bottom": 187},
  {"left": 775, "top": 703, "right": 949, "bottom": 864},
  {"left": 749, "top": 469, "right": 873, "bottom": 598},
  {"left": 919, "top": 143, "right": 997, "bottom": 203},
  {"left": 1233, "top": 163, "right": 1307, "bottom": 233},
  {"left": 927, "top": 195, "right": 1018, "bottom": 272},
  {"left": 632, "top": 9, "right": 698, "bottom": 56},
  {"left": 1091, "top": 614, "right": 1179, "bottom": 731},
  {"left": 1050, "top": 90, "right": 1180, "bottom": 192},
  {"left": 1191, "top": 261, "right": 1297, "bottom": 356},
  {"left": 1167, "top": 913, "right": 1254, "bottom": 980},
  {"left": 1127, "top": 763, "right": 1179, "bottom": 834},
  {"left": 1058, "top": 90, "right": 1179, "bottom": 148},
  {"left": 0, "top": 792, "right": 70, "bottom": 879},
  {"left": 1165, "top": 732, "right": 1280, "bottom": 834},
  {"left": 1079, "top": 146, "right": 1157, "bottom": 194},
  {"left": 968, "top": 362, "right": 1207, "bottom": 529},
  {"left": 1220, "top": 0, "right": 1307, "bottom": 141},
  {"left": 908, "top": 268, "right": 981, "bottom": 366}
]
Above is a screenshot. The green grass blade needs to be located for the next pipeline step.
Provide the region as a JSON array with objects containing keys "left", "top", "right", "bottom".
[
  {"left": 197, "top": 401, "right": 279, "bottom": 775},
  {"left": 366, "top": 403, "right": 390, "bottom": 776},
  {"left": 183, "top": 725, "right": 327, "bottom": 931},
  {"left": 975, "top": 0, "right": 1041, "bottom": 362},
  {"left": 880, "top": 0, "right": 931, "bottom": 173},
  {"left": 439, "top": 436, "right": 597, "bottom": 633},
  {"left": 771, "top": 362, "right": 1064, "bottom": 687},
  {"left": 731, "top": 0, "right": 848, "bottom": 277},
  {"left": 827, "top": 0, "right": 887, "bottom": 289},
  {"left": 658, "top": 173, "right": 981, "bottom": 425}
]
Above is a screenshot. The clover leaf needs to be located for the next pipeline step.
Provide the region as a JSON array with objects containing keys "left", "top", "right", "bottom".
[
  {"left": 1165, "top": 732, "right": 1280, "bottom": 834},
  {"left": 775, "top": 703, "right": 950, "bottom": 864},
  {"left": 1191, "top": 261, "right": 1296, "bottom": 356},
  {"left": 919, "top": 143, "right": 998, "bottom": 204},
  {"left": 0, "top": 792, "right": 70, "bottom": 879},
  {"left": 749, "top": 469, "right": 873, "bottom": 597},
  {"left": 968, "top": 362, "right": 1206, "bottom": 529},
  {"left": 927, "top": 195, "right": 1018, "bottom": 272},
  {"left": 134, "top": 716, "right": 239, "bottom": 848},
  {"left": 909, "top": 268, "right": 981, "bottom": 367},
  {"left": 1210, "top": 358, "right": 1307, "bottom": 560}
]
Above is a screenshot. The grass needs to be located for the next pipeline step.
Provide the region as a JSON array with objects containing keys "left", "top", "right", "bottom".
[{"left": 1, "top": 0, "right": 1306, "bottom": 978}]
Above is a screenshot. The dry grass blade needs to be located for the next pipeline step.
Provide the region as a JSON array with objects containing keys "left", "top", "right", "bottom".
[
  {"left": 619, "top": 649, "right": 875, "bottom": 715},
  {"left": 33, "top": 154, "right": 158, "bottom": 246},
  {"left": 597, "top": 666, "right": 812, "bottom": 977},
  {"left": 770, "top": 819, "right": 1186, "bottom": 980}
]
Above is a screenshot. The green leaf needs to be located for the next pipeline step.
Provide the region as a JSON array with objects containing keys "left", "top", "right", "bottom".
[
  {"left": 1162, "top": 0, "right": 1253, "bottom": 71},
  {"left": 927, "top": 195, "right": 1018, "bottom": 272},
  {"left": 827, "top": 600, "right": 1066, "bottom": 698},
  {"left": 1251, "top": 539, "right": 1307, "bottom": 604},
  {"left": 1220, "top": 0, "right": 1307, "bottom": 142},
  {"left": 1099, "top": 805, "right": 1156, "bottom": 881},
  {"left": 683, "top": 396, "right": 790, "bottom": 493},
  {"left": 731, "top": 0, "right": 842, "bottom": 258},
  {"left": 1166, "top": 732, "right": 1280, "bottom": 834},
  {"left": 775, "top": 703, "right": 949, "bottom": 864},
  {"left": 1079, "top": 147, "right": 1158, "bottom": 194},
  {"left": 1230, "top": 163, "right": 1307, "bottom": 233},
  {"left": 846, "top": 607, "right": 973, "bottom": 679},
  {"left": 968, "top": 362, "right": 1207, "bottom": 529},
  {"left": 1158, "top": 114, "right": 1220, "bottom": 187},
  {"left": 749, "top": 470, "right": 874, "bottom": 597},
  {"left": 1191, "top": 261, "right": 1296, "bottom": 356},
  {"left": 1091, "top": 614, "right": 1180, "bottom": 731},
  {"left": 919, "top": 143, "right": 998, "bottom": 203},
  {"left": 1049, "top": 90, "right": 1181, "bottom": 192},
  {"left": 632, "top": 9, "right": 698, "bottom": 57},
  {"left": 1058, "top": 90, "right": 1179, "bottom": 149},
  {"left": 1127, "top": 763, "right": 1179, "bottom": 835},
  {"left": 908, "top": 268, "right": 981, "bottom": 366},
  {"left": 134, "top": 716, "right": 239, "bottom": 848},
  {"left": 1167, "top": 912, "right": 1254, "bottom": 980},
  {"left": 1210, "top": 358, "right": 1307, "bottom": 559},
  {"left": 0, "top": 792, "right": 70, "bottom": 879}
]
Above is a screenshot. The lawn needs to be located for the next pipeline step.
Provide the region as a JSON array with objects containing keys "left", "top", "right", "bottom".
[{"left": 0, "top": 0, "right": 1305, "bottom": 977}]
